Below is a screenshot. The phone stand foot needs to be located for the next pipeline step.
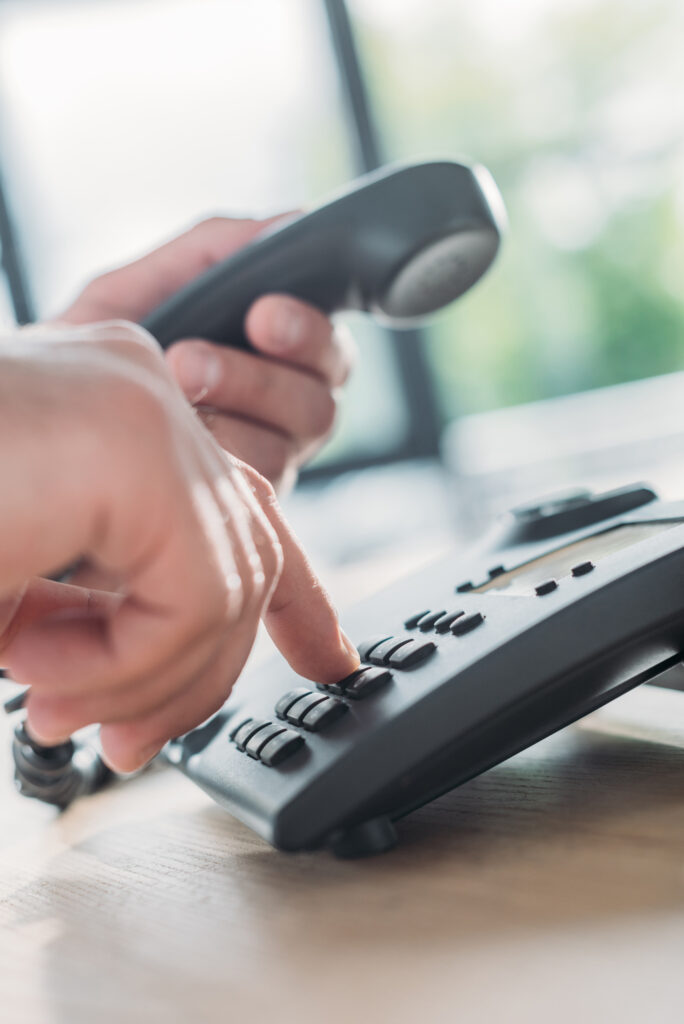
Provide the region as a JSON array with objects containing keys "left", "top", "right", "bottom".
[{"left": 328, "top": 817, "right": 398, "bottom": 858}]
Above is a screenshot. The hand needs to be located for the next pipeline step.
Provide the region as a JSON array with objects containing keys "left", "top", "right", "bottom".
[
  {"left": 0, "top": 321, "right": 359, "bottom": 771},
  {"left": 60, "top": 217, "right": 356, "bottom": 493}
]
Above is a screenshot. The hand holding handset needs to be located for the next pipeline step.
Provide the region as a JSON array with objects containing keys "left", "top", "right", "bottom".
[{"left": 142, "top": 160, "right": 505, "bottom": 350}]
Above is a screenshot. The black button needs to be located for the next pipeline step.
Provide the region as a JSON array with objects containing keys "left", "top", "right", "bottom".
[
  {"left": 388, "top": 639, "right": 436, "bottom": 668},
  {"left": 433, "top": 610, "right": 464, "bottom": 633},
  {"left": 357, "top": 635, "right": 393, "bottom": 661},
  {"left": 275, "top": 687, "right": 312, "bottom": 720},
  {"left": 451, "top": 612, "right": 485, "bottom": 636},
  {"left": 488, "top": 565, "right": 505, "bottom": 578},
  {"left": 338, "top": 666, "right": 392, "bottom": 700},
  {"left": 404, "top": 609, "right": 430, "bottom": 630},
  {"left": 229, "top": 717, "right": 252, "bottom": 741},
  {"left": 535, "top": 579, "right": 558, "bottom": 596},
  {"left": 571, "top": 561, "right": 595, "bottom": 577},
  {"left": 456, "top": 581, "right": 474, "bottom": 593},
  {"left": 416, "top": 610, "right": 447, "bottom": 632},
  {"left": 245, "top": 722, "right": 286, "bottom": 759},
  {"left": 300, "top": 697, "right": 348, "bottom": 732},
  {"left": 368, "top": 636, "right": 412, "bottom": 666},
  {"left": 232, "top": 719, "right": 270, "bottom": 752},
  {"left": 259, "top": 730, "right": 305, "bottom": 767},
  {"left": 285, "top": 692, "right": 328, "bottom": 726}
]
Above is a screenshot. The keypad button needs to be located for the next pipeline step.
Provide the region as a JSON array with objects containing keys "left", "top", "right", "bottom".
[
  {"left": 433, "top": 610, "right": 464, "bottom": 634},
  {"left": 535, "top": 579, "right": 558, "bottom": 596},
  {"left": 571, "top": 561, "right": 595, "bottom": 577},
  {"left": 229, "top": 717, "right": 252, "bottom": 741},
  {"left": 285, "top": 692, "right": 328, "bottom": 726},
  {"left": 275, "top": 687, "right": 312, "bottom": 720},
  {"left": 259, "top": 730, "right": 305, "bottom": 767},
  {"left": 416, "top": 610, "right": 447, "bottom": 632},
  {"left": 488, "top": 565, "right": 505, "bottom": 578},
  {"left": 403, "top": 609, "right": 431, "bottom": 630},
  {"left": 245, "top": 723, "right": 286, "bottom": 759},
  {"left": 331, "top": 666, "right": 392, "bottom": 700},
  {"left": 300, "top": 697, "right": 348, "bottom": 732},
  {"left": 368, "top": 636, "right": 412, "bottom": 666},
  {"left": 232, "top": 719, "right": 270, "bottom": 752},
  {"left": 388, "top": 639, "right": 436, "bottom": 668},
  {"left": 357, "top": 635, "right": 393, "bottom": 661},
  {"left": 456, "top": 581, "right": 474, "bottom": 592},
  {"left": 451, "top": 612, "right": 485, "bottom": 636}
]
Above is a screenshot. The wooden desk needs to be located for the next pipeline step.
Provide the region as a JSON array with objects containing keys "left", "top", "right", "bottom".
[{"left": 2, "top": 644, "right": 684, "bottom": 1021}]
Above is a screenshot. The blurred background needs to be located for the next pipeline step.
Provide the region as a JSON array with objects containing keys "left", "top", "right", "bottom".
[{"left": 1, "top": 0, "right": 684, "bottom": 579}]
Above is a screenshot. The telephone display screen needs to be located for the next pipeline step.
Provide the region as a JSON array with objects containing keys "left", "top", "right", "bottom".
[{"left": 474, "top": 522, "right": 678, "bottom": 596}]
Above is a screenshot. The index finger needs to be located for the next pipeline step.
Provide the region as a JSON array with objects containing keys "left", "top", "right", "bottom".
[{"left": 237, "top": 466, "right": 359, "bottom": 684}]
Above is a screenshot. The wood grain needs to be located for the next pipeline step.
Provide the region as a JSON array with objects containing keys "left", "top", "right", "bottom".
[{"left": 2, "top": 651, "right": 684, "bottom": 1021}]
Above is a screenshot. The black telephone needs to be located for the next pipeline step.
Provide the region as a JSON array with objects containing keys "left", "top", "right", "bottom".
[{"left": 9, "top": 161, "right": 683, "bottom": 857}]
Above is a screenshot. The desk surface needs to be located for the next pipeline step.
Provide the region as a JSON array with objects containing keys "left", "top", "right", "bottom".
[{"left": 2, "top": 623, "right": 684, "bottom": 1021}]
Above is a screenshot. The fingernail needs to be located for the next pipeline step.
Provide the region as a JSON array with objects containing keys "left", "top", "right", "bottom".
[
  {"left": 270, "top": 301, "right": 305, "bottom": 352},
  {"left": 174, "top": 346, "right": 221, "bottom": 404}
]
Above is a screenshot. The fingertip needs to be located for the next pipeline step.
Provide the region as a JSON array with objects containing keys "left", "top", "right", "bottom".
[
  {"left": 245, "top": 294, "right": 320, "bottom": 356},
  {"left": 99, "top": 725, "right": 163, "bottom": 773},
  {"left": 166, "top": 339, "right": 222, "bottom": 403}
]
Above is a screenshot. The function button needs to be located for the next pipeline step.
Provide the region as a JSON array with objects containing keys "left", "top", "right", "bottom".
[
  {"left": 300, "top": 697, "right": 348, "bottom": 732},
  {"left": 387, "top": 639, "right": 436, "bottom": 669},
  {"left": 488, "top": 565, "right": 505, "bottom": 578},
  {"left": 275, "top": 687, "right": 312, "bottom": 720},
  {"left": 259, "top": 729, "right": 305, "bottom": 767},
  {"left": 535, "top": 579, "right": 558, "bottom": 596},
  {"left": 416, "top": 610, "right": 447, "bottom": 632},
  {"left": 232, "top": 719, "right": 270, "bottom": 752},
  {"left": 339, "top": 666, "right": 392, "bottom": 700},
  {"left": 456, "top": 581, "right": 474, "bottom": 593},
  {"left": 368, "top": 636, "right": 412, "bottom": 666},
  {"left": 283, "top": 692, "right": 328, "bottom": 726},
  {"left": 357, "top": 635, "right": 393, "bottom": 662},
  {"left": 571, "top": 561, "right": 595, "bottom": 577},
  {"left": 451, "top": 612, "right": 485, "bottom": 636},
  {"left": 245, "top": 722, "right": 286, "bottom": 759},
  {"left": 404, "top": 609, "right": 431, "bottom": 630},
  {"left": 434, "top": 610, "right": 464, "bottom": 634}
]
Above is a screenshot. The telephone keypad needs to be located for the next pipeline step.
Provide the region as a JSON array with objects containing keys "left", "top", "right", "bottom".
[
  {"left": 259, "top": 730, "right": 305, "bottom": 767},
  {"left": 245, "top": 723, "right": 286, "bottom": 759},
  {"left": 367, "top": 637, "right": 413, "bottom": 665},
  {"left": 341, "top": 666, "right": 392, "bottom": 699},
  {"left": 387, "top": 639, "right": 436, "bottom": 668},
  {"left": 416, "top": 610, "right": 447, "bottom": 631},
  {"left": 300, "top": 697, "right": 348, "bottom": 731},
  {"left": 275, "top": 688, "right": 312, "bottom": 720}
]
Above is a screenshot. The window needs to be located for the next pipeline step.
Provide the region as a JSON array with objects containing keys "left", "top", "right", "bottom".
[
  {"left": 348, "top": 0, "right": 684, "bottom": 418},
  {"left": 0, "top": 0, "right": 410, "bottom": 467}
]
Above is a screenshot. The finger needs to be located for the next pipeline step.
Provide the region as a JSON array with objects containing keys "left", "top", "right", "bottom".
[
  {"left": 245, "top": 294, "right": 355, "bottom": 387},
  {"left": 235, "top": 465, "right": 359, "bottom": 685},
  {"left": 167, "top": 342, "right": 337, "bottom": 444},
  {"left": 98, "top": 625, "right": 259, "bottom": 771},
  {"left": 197, "top": 411, "right": 297, "bottom": 490},
  {"left": 0, "top": 578, "right": 121, "bottom": 658},
  {"left": 3, "top": 482, "right": 236, "bottom": 696},
  {"left": 61, "top": 215, "right": 292, "bottom": 325},
  {"left": 23, "top": 618, "right": 231, "bottom": 742}
]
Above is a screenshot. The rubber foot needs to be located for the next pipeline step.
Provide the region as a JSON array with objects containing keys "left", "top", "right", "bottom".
[{"left": 328, "top": 817, "right": 398, "bottom": 858}]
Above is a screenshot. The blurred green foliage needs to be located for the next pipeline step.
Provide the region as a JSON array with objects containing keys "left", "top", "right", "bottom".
[{"left": 350, "top": 0, "right": 684, "bottom": 417}]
